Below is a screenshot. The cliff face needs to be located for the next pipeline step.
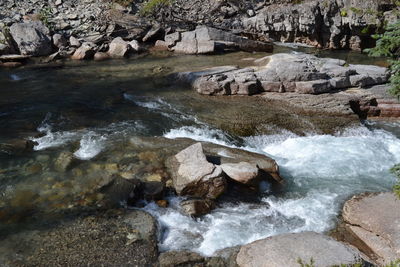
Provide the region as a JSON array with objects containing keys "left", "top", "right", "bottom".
[{"left": 148, "top": 0, "right": 399, "bottom": 50}]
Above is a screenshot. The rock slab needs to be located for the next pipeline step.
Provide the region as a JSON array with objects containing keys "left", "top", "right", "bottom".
[{"left": 236, "top": 232, "right": 365, "bottom": 267}]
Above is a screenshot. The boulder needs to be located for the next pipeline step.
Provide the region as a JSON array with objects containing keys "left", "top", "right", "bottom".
[
  {"left": 71, "top": 42, "right": 96, "bottom": 60},
  {"left": 180, "top": 198, "right": 215, "bottom": 217},
  {"left": 143, "top": 181, "right": 165, "bottom": 201},
  {"left": 54, "top": 151, "right": 74, "bottom": 172},
  {"left": 107, "top": 37, "right": 130, "bottom": 58},
  {"left": 52, "top": 34, "right": 67, "bottom": 48},
  {"left": 9, "top": 21, "right": 52, "bottom": 56},
  {"left": 340, "top": 192, "right": 400, "bottom": 266},
  {"left": 236, "top": 232, "right": 365, "bottom": 267},
  {"left": 166, "top": 143, "right": 227, "bottom": 199}
]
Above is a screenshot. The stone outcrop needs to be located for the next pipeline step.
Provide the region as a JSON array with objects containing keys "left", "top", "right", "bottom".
[
  {"left": 236, "top": 232, "right": 366, "bottom": 267},
  {"left": 175, "top": 53, "right": 389, "bottom": 96},
  {"left": 338, "top": 192, "right": 400, "bottom": 266},
  {"left": 161, "top": 26, "right": 273, "bottom": 54},
  {"left": 9, "top": 21, "right": 52, "bottom": 56}
]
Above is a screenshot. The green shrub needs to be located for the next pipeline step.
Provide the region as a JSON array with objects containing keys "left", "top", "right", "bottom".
[
  {"left": 392, "top": 164, "right": 400, "bottom": 199},
  {"left": 365, "top": 21, "right": 400, "bottom": 98}
]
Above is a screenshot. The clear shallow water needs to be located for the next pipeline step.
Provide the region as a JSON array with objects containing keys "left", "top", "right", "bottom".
[{"left": 0, "top": 49, "right": 398, "bottom": 260}]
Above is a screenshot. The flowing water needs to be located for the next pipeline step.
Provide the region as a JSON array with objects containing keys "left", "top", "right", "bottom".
[{"left": 0, "top": 48, "right": 398, "bottom": 259}]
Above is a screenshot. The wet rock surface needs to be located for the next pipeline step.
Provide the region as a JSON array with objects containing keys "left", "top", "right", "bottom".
[
  {"left": 236, "top": 231, "right": 366, "bottom": 267},
  {"left": 0, "top": 210, "right": 158, "bottom": 266},
  {"left": 335, "top": 192, "right": 400, "bottom": 266}
]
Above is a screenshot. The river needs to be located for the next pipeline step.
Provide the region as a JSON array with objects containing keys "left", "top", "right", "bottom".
[{"left": 0, "top": 47, "right": 398, "bottom": 259}]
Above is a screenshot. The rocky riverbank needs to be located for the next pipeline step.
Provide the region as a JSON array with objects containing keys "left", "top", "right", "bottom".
[{"left": 1, "top": 0, "right": 399, "bottom": 66}]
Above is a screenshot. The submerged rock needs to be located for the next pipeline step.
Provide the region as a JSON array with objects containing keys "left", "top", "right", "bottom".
[
  {"left": 0, "top": 210, "right": 158, "bottom": 266},
  {"left": 338, "top": 192, "right": 400, "bottom": 266},
  {"left": 9, "top": 21, "right": 52, "bottom": 56},
  {"left": 236, "top": 232, "right": 366, "bottom": 267},
  {"left": 180, "top": 198, "right": 215, "bottom": 217}
]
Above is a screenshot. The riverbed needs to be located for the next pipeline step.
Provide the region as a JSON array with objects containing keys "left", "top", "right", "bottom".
[{"left": 0, "top": 47, "right": 399, "bottom": 262}]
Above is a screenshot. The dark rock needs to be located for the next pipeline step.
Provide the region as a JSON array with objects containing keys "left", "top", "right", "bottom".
[
  {"left": 180, "top": 198, "right": 215, "bottom": 216},
  {"left": 143, "top": 181, "right": 165, "bottom": 201},
  {"left": 158, "top": 250, "right": 205, "bottom": 267},
  {"left": 142, "top": 26, "right": 164, "bottom": 42}
]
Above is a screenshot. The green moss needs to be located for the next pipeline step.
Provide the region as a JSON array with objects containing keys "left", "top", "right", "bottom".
[
  {"left": 392, "top": 164, "right": 400, "bottom": 199},
  {"left": 140, "top": 0, "right": 172, "bottom": 16},
  {"left": 340, "top": 9, "right": 348, "bottom": 17}
]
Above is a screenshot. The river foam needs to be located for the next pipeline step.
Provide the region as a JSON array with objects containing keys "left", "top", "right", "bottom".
[{"left": 152, "top": 124, "right": 400, "bottom": 256}]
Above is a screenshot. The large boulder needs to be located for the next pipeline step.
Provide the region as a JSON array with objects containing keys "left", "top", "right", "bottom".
[
  {"left": 107, "top": 37, "right": 130, "bottom": 58},
  {"left": 9, "top": 21, "right": 52, "bottom": 56},
  {"left": 170, "top": 26, "right": 273, "bottom": 54},
  {"left": 174, "top": 53, "right": 389, "bottom": 96},
  {"left": 340, "top": 192, "right": 400, "bottom": 266},
  {"left": 166, "top": 143, "right": 227, "bottom": 199},
  {"left": 236, "top": 232, "right": 366, "bottom": 267}
]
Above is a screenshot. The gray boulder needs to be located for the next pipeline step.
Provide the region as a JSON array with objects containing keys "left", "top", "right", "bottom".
[
  {"left": 9, "top": 21, "right": 52, "bottom": 56},
  {"left": 236, "top": 232, "right": 365, "bottom": 267},
  {"left": 166, "top": 142, "right": 227, "bottom": 199},
  {"left": 107, "top": 37, "right": 130, "bottom": 58},
  {"left": 341, "top": 192, "right": 400, "bottom": 266},
  {"left": 158, "top": 251, "right": 205, "bottom": 267}
]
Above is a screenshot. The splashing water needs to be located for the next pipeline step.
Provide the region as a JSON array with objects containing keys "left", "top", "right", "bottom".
[{"left": 145, "top": 125, "right": 400, "bottom": 256}]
